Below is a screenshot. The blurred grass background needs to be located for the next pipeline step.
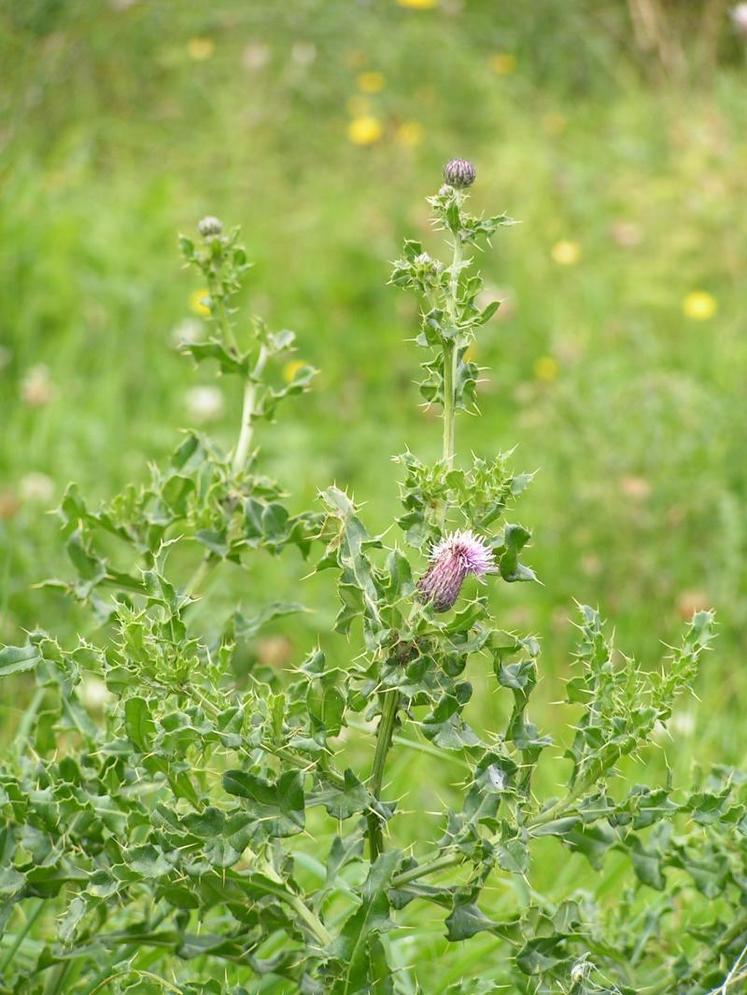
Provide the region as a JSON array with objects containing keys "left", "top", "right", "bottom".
[
  {"left": 1, "top": 0, "right": 746, "bottom": 779},
  {"left": 2, "top": 1, "right": 747, "bottom": 989}
]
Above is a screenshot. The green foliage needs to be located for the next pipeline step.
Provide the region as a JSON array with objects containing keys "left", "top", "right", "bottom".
[
  {"left": 0, "top": 173, "right": 745, "bottom": 995},
  {"left": 390, "top": 183, "right": 514, "bottom": 414}
]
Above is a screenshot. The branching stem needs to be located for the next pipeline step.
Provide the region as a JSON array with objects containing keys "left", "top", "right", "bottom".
[
  {"left": 392, "top": 852, "right": 461, "bottom": 888},
  {"left": 183, "top": 341, "right": 268, "bottom": 600}
]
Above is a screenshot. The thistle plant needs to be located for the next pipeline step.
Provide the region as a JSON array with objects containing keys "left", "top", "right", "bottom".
[{"left": 0, "top": 165, "right": 745, "bottom": 995}]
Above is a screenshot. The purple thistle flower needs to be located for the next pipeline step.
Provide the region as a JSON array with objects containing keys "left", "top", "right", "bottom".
[{"left": 418, "top": 530, "right": 494, "bottom": 613}]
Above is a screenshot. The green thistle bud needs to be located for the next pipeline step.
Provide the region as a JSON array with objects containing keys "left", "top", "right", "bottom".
[
  {"left": 197, "top": 216, "right": 223, "bottom": 238},
  {"left": 443, "top": 158, "right": 476, "bottom": 189}
]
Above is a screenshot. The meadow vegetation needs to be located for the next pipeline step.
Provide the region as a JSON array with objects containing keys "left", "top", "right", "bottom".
[{"left": 0, "top": 2, "right": 746, "bottom": 991}]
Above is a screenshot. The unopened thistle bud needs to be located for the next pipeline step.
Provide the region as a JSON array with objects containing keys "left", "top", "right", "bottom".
[
  {"left": 443, "top": 158, "right": 476, "bottom": 189},
  {"left": 413, "top": 251, "right": 442, "bottom": 282},
  {"left": 198, "top": 215, "right": 223, "bottom": 238},
  {"left": 418, "top": 530, "right": 494, "bottom": 612}
]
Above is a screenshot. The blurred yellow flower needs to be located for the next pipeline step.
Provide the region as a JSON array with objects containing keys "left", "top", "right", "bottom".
[
  {"left": 489, "top": 52, "right": 516, "bottom": 76},
  {"left": 282, "top": 359, "right": 306, "bottom": 383},
  {"left": 189, "top": 288, "right": 211, "bottom": 316},
  {"left": 395, "top": 121, "right": 424, "bottom": 147},
  {"left": 357, "top": 71, "right": 385, "bottom": 93},
  {"left": 187, "top": 37, "right": 215, "bottom": 61},
  {"left": 534, "top": 356, "right": 559, "bottom": 382},
  {"left": 397, "top": 0, "right": 438, "bottom": 8},
  {"left": 551, "top": 240, "right": 581, "bottom": 266},
  {"left": 682, "top": 291, "right": 717, "bottom": 320},
  {"left": 348, "top": 115, "right": 383, "bottom": 146}
]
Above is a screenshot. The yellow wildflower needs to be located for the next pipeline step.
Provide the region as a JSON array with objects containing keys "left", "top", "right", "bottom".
[
  {"left": 282, "top": 359, "right": 306, "bottom": 383},
  {"left": 682, "top": 291, "right": 717, "bottom": 320},
  {"left": 357, "top": 71, "right": 385, "bottom": 94},
  {"left": 534, "top": 356, "right": 559, "bottom": 382},
  {"left": 348, "top": 115, "right": 383, "bottom": 146},
  {"left": 551, "top": 240, "right": 581, "bottom": 266},
  {"left": 395, "top": 121, "right": 424, "bottom": 147},
  {"left": 187, "top": 37, "right": 215, "bottom": 61},
  {"left": 489, "top": 53, "right": 516, "bottom": 76},
  {"left": 189, "top": 289, "right": 211, "bottom": 317},
  {"left": 396, "top": 0, "right": 438, "bottom": 8}
]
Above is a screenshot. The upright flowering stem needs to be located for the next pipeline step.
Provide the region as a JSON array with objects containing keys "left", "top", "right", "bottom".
[
  {"left": 206, "top": 268, "right": 239, "bottom": 356},
  {"left": 233, "top": 346, "right": 268, "bottom": 475},
  {"left": 442, "top": 230, "right": 462, "bottom": 469},
  {"left": 367, "top": 167, "right": 472, "bottom": 861},
  {"left": 182, "top": 216, "right": 267, "bottom": 601},
  {"left": 438, "top": 160, "right": 476, "bottom": 474},
  {"left": 442, "top": 341, "right": 457, "bottom": 469},
  {"left": 185, "top": 345, "right": 268, "bottom": 603}
]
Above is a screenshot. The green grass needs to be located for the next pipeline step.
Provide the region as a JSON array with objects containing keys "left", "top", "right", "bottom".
[{"left": 1, "top": 1, "right": 746, "bottom": 989}]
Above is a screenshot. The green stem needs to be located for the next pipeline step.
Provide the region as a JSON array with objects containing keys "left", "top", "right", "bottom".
[
  {"left": 232, "top": 346, "right": 268, "bottom": 475},
  {"left": 442, "top": 221, "right": 462, "bottom": 494},
  {"left": 181, "top": 552, "right": 217, "bottom": 605},
  {"left": 79, "top": 909, "right": 171, "bottom": 995},
  {"left": 392, "top": 852, "right": 462, "bottom": 888},
  {"left": 442, "top": 341, "right": 456, "bottom": 469},
  {"left": 347, "top": 719, "right": 469, "bottom": 769},
  {"left": 70, "top": 886, "right": 331, "bottom": 971},
  {"left": 88, "top": 969, "right": 183, "bottom": 995},
  {"left": 366, "top": 689, "right": 400, "bottom": 861},
  {"left": 390, "top": 783, "right": 591, "bottom": 890},
  {"left": 0, "top": 899, "right": 44, "bottom": 973},
  {"left": 283, "top": 892, "right": 334, "bottom": 947},
  {"left": 17, "top": 687, "right": 45, "bottom": 743},
  {"left": 441, "top": 217, "right": 462, "bottom": 473},
  {"left": 43, "top": 961, "right": 71, "bottom": 995},
  {"left": 207, "top": 272, "right": 238, "bottom": 355},
  {"left": 526, "top": 784, "right": 588, "bottom": 831},
  {"left": 183, "top": 342, "right": 270, "bottom": 601}
]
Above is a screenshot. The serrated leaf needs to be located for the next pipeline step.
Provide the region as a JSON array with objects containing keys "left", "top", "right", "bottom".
[
  {"left": 445, "top": 900, "right": 496, "bottom": 941},
  {"left": 124, "top": 696, "right": 156, "bottom": 752},
  {"left": 223, "top": 769, "right": 305, "bottom": 837},
  {"left": 0, "top": 643, "right": 41, "bottom": 677}
]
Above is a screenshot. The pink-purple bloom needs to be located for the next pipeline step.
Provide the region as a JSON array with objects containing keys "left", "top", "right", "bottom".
[{"left": 418, "top": 530, "right": 494, "bottom": 612}]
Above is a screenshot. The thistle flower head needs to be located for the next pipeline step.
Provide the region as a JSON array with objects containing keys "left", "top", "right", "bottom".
[
  {"left": 443, "top": 158, "right": 476, "bottom": 189},
  {"left": 418, "top": 529, "right": 494, "bottom": 612},
  {"left": 198, "top": 215, "right": 223, "bottom": 238}
]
